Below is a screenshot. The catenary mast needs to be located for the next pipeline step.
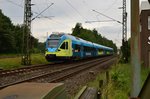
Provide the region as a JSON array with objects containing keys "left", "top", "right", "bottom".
[{"left": 22, "top": 0, "right": 32, "bottom": 65}]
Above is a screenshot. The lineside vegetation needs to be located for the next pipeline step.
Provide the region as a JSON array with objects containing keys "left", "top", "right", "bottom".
[
  {"left": 0, "top": 10, "right": 45, "bottom": 54},
  {"left": 88, "top": 63, "right": 149, "bottom": 99},
  {"left": 0, "top": 54, "right": 48, "bottom": 70}
]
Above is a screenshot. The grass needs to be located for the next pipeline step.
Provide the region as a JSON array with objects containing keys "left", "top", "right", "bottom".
[
  {"left": 0, "top": 53, "right": 20, "bottom": 57},
  {"left": 0, "top": 53, "right": 49, "bottom": 70},
  {"left": 31, "top": 54, "right": 49, "bottom": 64},
  {"left": 88, "top": 63, "right": 149, "bottom": 99},
  {"left": 0, "top": 57, "right": 22, "bottom": 69}
]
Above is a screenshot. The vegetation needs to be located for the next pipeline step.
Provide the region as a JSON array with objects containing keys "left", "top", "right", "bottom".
[
  {"left": 120, "top": 39, "right": 130, "bottom": 63},
  {"left": 72, "top": 23, "right": 117, "bottom": 53},
  {"left": 88, "top": 63, "right": 149, "bottom": 99},
  {"left": 0, "top": 54, "right": 49, "bottom": 70},
  {"left": 0, "top": 9, "right": 45, "bottom": 54}
]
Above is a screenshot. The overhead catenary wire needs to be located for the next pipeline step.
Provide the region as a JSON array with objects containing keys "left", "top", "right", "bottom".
[
  {"left": 82, "top": 0, "right": 99, "bottom": 23},
  {"left": 5, "top": 0, "right": 54, "bottom": 20},
  {"left": 92, "top": 9, "right": 122, "bottom": 24},
  {"left": 65, "top": 0, "right": 88, "bottom": 21},
  {"left": 6, "top": 0, "right": 23, "bottom": 8},
  {"left": 45, "top": 16, "right": 72, "bottom": 28},
  {"left": 33, "top": 0, "right": 71, "bottom": 28},
  {"left": 31, "top": 3, "right": 54, "bottom": 21},
  {"left": 85, "top": 20, "right": 115, "bottom": 23},
  {"left": 33, "top": 0, "right": 42, "bottom": 15},
  {"left": 103, "top": 0, "right": 118, "bottom": 13},
  {"left": 5, "top": 0, "right": 40, "bottom": 17},
  {"left": 47, "top": 0, "right": 79, "bottom": 21},
  {"left": 6, "top": 0, "right": 71, "bottom": 29}
]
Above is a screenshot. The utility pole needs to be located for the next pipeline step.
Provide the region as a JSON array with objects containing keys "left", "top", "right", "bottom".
[
  {"left": 131, "top": 0, "right": 141, "bottom": 98},
  {"left": 21, "top": 1, "right": 53, "bottom": 65},
  {"left": 121, "top": 0, "right": 128, "bottom": 63},
  {"left": 122, "top": 0, "right": 127, "bottom": 43},
  {"left": 22, "top": 0, "right": 32, "bottom": 65}
]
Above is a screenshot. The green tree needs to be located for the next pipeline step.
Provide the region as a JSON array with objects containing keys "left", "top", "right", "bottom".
[
  {"left": 72, "top": 23, "right": 117, "bottom": 53},
  {"left": 12, "top": 25, "right": 24, "bottom": 53},
  {"left": 0, "top": 10, "right": 15, "bottom": 53},
  {"left": 0, "top": 10, "right": 42, "bottom": 54},
  {"left": 37, "top": 42, "right": 45, "bottom": 53},
  {"left": 120, "top": 39, "right": 130, "bottom": 63},
  {"left": 72, "top": 23, "right": 83, "bottom": 36}
]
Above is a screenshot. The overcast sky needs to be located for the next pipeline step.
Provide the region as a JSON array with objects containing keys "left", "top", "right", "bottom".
[{"left": 0, "top": 0, "right": 147, "bottom": 48}]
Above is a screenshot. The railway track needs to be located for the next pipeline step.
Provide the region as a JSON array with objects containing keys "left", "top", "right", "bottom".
[
  {"left": 0, "top": 64, "right": 51, "bottom": 77},
  {"left": 0, "top": 56, "right": 103, "bottom": 77},
  {"left": 0, "top": 56, "right": 115, "bottom": 90}
]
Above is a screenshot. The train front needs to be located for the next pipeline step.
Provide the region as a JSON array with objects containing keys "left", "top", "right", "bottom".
[{"left": 45, "top": 33, "right": 72, "bottom": 62}]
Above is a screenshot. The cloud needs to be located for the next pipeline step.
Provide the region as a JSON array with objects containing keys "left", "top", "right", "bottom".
[{"left": 2, "top": 0, "right": 145, "bottom": 47}]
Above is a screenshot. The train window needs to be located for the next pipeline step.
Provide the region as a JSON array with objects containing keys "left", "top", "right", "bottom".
[
  {"left": 83, "top": 46, "right": 91, "bottom": 52},
  {"left": 48, "top": 39, "right": 59, "bottom": 48},
  {"left": 99, "top": 49, "right": 103, "bottom": 52},
  {"left": 50, "top": 34, "right": 62, "bottom": 39},
  {"left": 83, "top": 46, "right": 96, "bottom": 52},
  {"left": 74, "top": 44, "right": 80, "bottom": 52},
  {"left": 66, "top": 42, "right": 68, "bottom": 49},
  {"left": 83, "top": 46, "right": 86, "bottom": 51},
  {"left": 60, "top": 42, "right": 65, "bottom": 49},
  {"left": 60, "top": 42, "right": 68, "bottom": 50}
]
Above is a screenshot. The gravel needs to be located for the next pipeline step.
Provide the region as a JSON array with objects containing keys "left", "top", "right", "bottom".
[{"left": 64, "top": 58, "right": 116, "bottom": 98}]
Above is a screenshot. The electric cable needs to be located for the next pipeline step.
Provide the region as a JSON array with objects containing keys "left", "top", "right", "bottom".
[{"left": 65, "top": 0, "right": 88, "bottom": 21}]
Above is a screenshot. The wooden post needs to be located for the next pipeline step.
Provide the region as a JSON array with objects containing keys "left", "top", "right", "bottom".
[{"left": 106, "top": 71, "right": 109, "bottom": 99}]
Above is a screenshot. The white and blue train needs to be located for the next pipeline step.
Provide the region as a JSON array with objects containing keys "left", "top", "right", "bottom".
[{"left": 45, "top": 33, "right": 113, "bottom": 62}]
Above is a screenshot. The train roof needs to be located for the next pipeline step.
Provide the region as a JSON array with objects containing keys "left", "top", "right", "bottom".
[{"left": 48, "top": 33, "right": 113, "bottom": 51}]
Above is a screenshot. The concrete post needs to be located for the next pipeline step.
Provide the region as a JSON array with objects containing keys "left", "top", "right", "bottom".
[{"left": 131, "top": 0, "right": 141, "bottom": 97}]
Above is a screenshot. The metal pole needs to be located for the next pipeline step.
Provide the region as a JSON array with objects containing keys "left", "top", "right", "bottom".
[
  {"left": 121, "top": 0, "right": 128, "bottom": 63},
  {"left": 131, "top": 0, "right": 141, "bottom": 97},
  {"left": 22, "top": 0, "right": 32, "bottom": 65},
  {"left": 122, "top": 0, "right": 127, "bottom": 43}
]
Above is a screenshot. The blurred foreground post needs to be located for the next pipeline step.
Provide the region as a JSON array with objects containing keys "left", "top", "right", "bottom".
[{"left": 131, "top": 0, "right": 141, "bottom": 98}]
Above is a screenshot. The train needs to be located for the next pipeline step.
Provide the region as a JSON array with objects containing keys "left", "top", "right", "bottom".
[{"left": 45, "top": 33, "right": 113, "bottom": 62}]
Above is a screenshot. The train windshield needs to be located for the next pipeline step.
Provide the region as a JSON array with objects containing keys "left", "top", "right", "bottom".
[{"left": 48, "top": 39, "right": 59, "bottom": 48}]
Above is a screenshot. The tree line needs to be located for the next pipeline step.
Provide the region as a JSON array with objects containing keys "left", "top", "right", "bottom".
[
  {"left": 0, "top": 10, "right": 45, "bottom": 54},
  {"left": 72, "top": 23, "right": 117, "bottom": 53}
]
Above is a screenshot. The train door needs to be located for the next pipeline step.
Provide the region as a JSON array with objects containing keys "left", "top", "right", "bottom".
[
  {"left": 80, "top": 45, "right": 84, "bottom": 58},
  {"left": 73, "top": 44, "right": 81, "bottom": 58},
  {"left": 67, "top": 39, "right": 72, "bottom": 56},
  {"left": 58, "top": 39, "right": 72, "bottom": 57},
  {"left": 98, "top": 49, "right": 104, "bottom": 55}
]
